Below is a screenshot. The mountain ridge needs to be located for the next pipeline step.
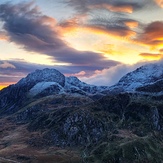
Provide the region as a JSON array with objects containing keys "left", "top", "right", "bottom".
[{"left": 0, "top": 63, "right": 163, "bottom": 162}]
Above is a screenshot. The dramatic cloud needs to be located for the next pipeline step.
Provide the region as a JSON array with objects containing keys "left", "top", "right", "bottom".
[
  {"left": 136, "top": 21, "right": 163, "bottom": 48},
  {"left": 60, "top": 16, "right": 139, "bottom": 39},
  {"left": 0, "top": 1, "right": 160, "bottom": 89},
  {"left": 61, "top": 0, "right": 143, "bottom": 39},
  {"left": 0, "top": 2, "right": 65, "bottom": 52},
  {"left": 0, "top": 2, "right": 120, "bottom": 72}
]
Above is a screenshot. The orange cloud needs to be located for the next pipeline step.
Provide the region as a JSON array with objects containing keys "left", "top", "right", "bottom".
[
  {"left": 139, "top": 52, "right": 163, "bottom": 60},
  {"left": 59, "top": 18, "right": 141, "bottom": 64},
  {"left": 124, "top": 21, "right": 139, "bottom": 28},
  {"left": 59, "top": 14, "right": 88, "bottom": 34},
  {"left": 104, "top": 4, "right": 133, "bottom": 13},
  {"left": 60, "top": 22, "right": 136, "bottom": 40},
  {"left": 136, "top": 21, "right": 163, "bottom": 49},
  {"left": 59, "top": 18, "right": 79, "bottom": 34},
  {"left": 89, "top": 4, "right": 133, "bottom": 13},
  {"left": 154, "top": 0, "right": 163, "bottom": 7},
  {"left": 85, "top": 26, "right": 136, "bottom": 38}
]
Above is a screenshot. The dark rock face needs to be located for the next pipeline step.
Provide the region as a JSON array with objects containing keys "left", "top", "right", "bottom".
[
  {"left": 136, "top": 79, "right": 163, "bottom": 93},
  {"left": 20, "top": 106, "right": 107, "bottom": 147},
  {"left": 44, "top": 110, "right": 107, "bottom": 147},
  {"left": 0, "top": 85, "right": 28, "bottom": 114}
]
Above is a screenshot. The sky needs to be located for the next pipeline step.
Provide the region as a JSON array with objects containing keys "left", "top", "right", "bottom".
[{"left": 0, "top": 0, "right": 163, "bottom": 89}]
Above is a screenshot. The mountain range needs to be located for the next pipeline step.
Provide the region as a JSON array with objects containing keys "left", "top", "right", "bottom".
[{"left": 0, "top": 63, "right": 163, "bottom": 163}]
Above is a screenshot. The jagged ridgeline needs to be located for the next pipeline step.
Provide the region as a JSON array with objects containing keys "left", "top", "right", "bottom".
[{"left": 0, "top": 64, "right": 163, "bottom": 163}]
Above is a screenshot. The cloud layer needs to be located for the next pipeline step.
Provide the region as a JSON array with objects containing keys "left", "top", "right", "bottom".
[{"left": 0, "top": 0, "right": 163, "bottom": 88}]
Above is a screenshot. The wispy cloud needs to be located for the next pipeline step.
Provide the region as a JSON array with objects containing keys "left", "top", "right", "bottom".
[
  {"left": 66, "top": 0, "right": 144, "bottom": 13},
  {"left": 0, "top": 0, "right": 161, "bottom": 88}
]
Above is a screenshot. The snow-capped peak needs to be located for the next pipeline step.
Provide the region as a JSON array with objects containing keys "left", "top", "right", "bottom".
[
  {"left": 110, "top": 63, "right": 163, "bottom": 92},
  {"left": 17, "top": 68, "right": 65, "bottom": 88}
]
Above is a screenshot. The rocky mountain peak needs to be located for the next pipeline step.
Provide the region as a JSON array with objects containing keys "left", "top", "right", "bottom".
[
  {"left": 110, "top": 63, "right": 163, "bottom": 92},
  {"left": 18, "top": 68, "right": 65, "bottom": 87},
  {"left": 66, "top": 76, "right": 85, "bottom": 86}
]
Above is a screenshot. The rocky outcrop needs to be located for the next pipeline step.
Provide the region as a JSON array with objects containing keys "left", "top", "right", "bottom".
[{"left": 12, "top": 93, "right": 163, "bottom": 149}]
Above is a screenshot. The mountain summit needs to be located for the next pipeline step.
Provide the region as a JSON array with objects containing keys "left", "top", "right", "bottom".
[
  {"left": 18, "top": 68, "right": 65, "bottom": 87},
  {"left": 0, "top": 68, "right": 110, "bottom": 115},
  {"left": 111, "top": 63, "right": 163, "bottom": 93}
]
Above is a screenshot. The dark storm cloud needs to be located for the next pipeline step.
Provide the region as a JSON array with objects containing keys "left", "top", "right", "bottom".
[
  {"left": 0, "top": 2, "right": 65, "bottom": 52},
  {"left": 135, "top": 21, "right": 163, "bottom": 48}
]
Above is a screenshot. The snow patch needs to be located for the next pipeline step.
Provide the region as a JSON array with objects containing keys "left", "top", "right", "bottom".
[{"left": 29, "top": 82, "right": 61, "bottom": 96}]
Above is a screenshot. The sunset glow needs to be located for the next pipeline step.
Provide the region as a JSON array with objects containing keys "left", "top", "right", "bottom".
[{"left": 0, "top": 0, "right": 163, "bottom": 88}]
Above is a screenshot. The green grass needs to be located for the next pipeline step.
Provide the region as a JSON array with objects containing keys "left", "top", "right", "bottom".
[{"left": 87, "top": 134, "right": 163, "bottom": 163}]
